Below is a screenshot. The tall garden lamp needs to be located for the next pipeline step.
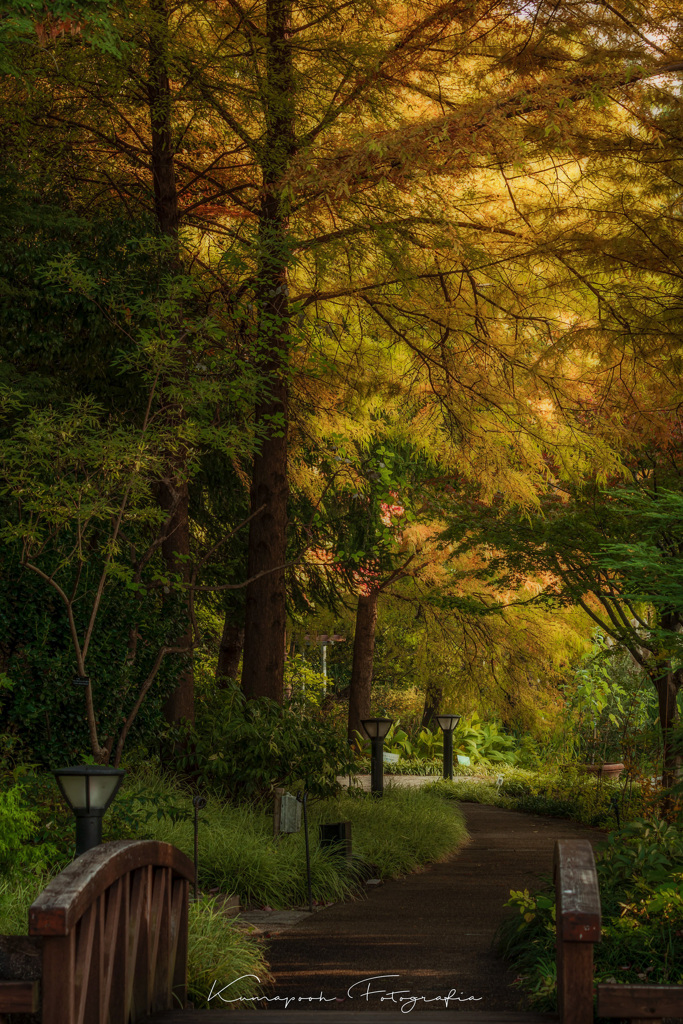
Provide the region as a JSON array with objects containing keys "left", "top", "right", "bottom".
[
  {"left": 361, "top": 718, "right": 393, "bottom": 797},
  {"left": 436, "top": 715, "right": 461, "bottom": 781},
  {"left": 53, "top": 766, "right": 126, "bottom": 857}
]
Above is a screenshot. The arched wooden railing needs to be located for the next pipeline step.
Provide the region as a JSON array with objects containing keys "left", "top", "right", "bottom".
[
  {"left": 27, "top": 839, "right": 194, "bottom": 1024},
  {"left": 554, "top": 840, "right": 683, "bottom": 1024}
]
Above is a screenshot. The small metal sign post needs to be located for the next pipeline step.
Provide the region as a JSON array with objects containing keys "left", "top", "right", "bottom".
[
  {"left": 297, "top": 787, "right": 313, "bottom": 912},
  {"left": 274, "top": 788, "right": 311, "bottom": 911},
  {"left": 192, "top": 795, "right": 206, "bottom": 900}
]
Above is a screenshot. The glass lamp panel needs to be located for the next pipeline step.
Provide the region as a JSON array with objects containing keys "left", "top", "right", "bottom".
[
  {"left": 57, "top": 773, "right": 88, "bottom": 810},
  {"left": 361, "top": 719, "right": 378, "bottom": 739},
  {"left": 375, "top": 718, "right": 392, "bottom": 739},
  {"left": 88, "top": 774, "right": 122, "bottom": 811}
]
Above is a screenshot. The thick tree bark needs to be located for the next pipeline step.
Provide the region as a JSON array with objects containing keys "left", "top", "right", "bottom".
[
  {"left": 652, "top": 665, "right": 682, "bottom": 790},
  {"left": 148, "top": 0, "right": 192, "bottom": 722},
  {"left": 421, "top": 682, "right": 443, "bottom": 729},
  {"left": 347, "top": 589, "right": 379, "bottom": 744},
  {"left": 216, "top": 617, "right": 244, "bottom": 683},
  {"left": 241, "top": 362, "right": 289, "bottom": 701},
  {"left": 241, "top": 0, "right": 295, "bottom": 703},
  {"left": 155, "top": 477, "right": 194, "bottom": 722}
]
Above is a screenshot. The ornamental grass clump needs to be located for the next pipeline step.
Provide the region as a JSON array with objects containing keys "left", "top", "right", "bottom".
[
  {"left": 316, "top": 786, "right": 467, "bottom": 877},
  {"left": 150, "top": 795, "right": 356, "bottom": 907},
  {"left": 187, "top": 896, "right": 271, "bottom": 1009},
  {"left": 148, "top": 780, "right": 467, "bottom": 904},
  {"left": 0, "top": 873, "right": 51, "bottom": 934}
]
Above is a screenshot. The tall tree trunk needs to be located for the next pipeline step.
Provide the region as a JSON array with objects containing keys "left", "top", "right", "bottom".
[
  {"left": 155, "top": 477, "right": 194, "bottom": 721},
  {"left": 241, "top": 0, "right": 295, "bottom": 703},
  {"left": 652, "top": 665, "right": 682, "bottom": 790},
  {"left": 148, "top": 0, "right": 193, "bottom": 722},
  {"left": 421, "top": 682, "right": 443, "bottom": 729},
  {"left": 652, "top": 613, "right": 682, "bottom": 791},
  {"left": 348, "top": 589, "right": 379, "bottom": 744},
  {"left": 216, "top": 617, "right": 244, "bottom": 683}
]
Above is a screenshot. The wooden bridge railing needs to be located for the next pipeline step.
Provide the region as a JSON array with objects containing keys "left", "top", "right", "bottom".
[
  {"left": 0, "top": 839, "right": 195, "bottom": 1024},
  {"left": 554, "top": 839, "right": 683, "bottom": 1024}
]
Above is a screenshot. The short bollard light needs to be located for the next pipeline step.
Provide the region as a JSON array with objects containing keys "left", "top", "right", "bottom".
[
  {"left": 436, "top": 714, "right": 461, "bottom": 781},
  {"left": 361, "top": 717, "right": 393, "bottom": 797},
  {"left": 53, "top": 765, "right": 126, "bottom": 857}
]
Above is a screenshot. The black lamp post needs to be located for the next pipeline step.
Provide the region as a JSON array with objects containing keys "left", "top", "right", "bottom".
[
  {"left": 361, "top": 718, "right": 393, "bottom": 796},
  {"left": 53, "top": 766, "right": 126, "bottom": 857},
  {"left": 436, "top": 715, "right": 461, "bottom": 780}
]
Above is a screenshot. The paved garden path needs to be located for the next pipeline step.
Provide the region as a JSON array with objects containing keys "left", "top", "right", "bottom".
[{"left": 251, "top": 802, "right": 606, "bottom": 1014}]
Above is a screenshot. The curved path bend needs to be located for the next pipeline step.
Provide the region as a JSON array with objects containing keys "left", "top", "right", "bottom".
[
  {"left": 152, "top": 802, "right": 606, "bottom": 1021},
  {"left": 260, "top": 803, "right": 605, "bottom": 1013}
]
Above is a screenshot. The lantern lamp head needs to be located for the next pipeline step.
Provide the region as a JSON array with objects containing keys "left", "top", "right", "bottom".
[
  {"left": 53, "top": 765, "right": 125, "bottom": 817},
  {"left": 436, "top": 714, "right": 461, "bottom": 733},
  {"left": 360, "top": 717, "right": 393, "bottom": 740}
]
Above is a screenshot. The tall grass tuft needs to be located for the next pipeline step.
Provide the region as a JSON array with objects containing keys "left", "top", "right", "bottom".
[
  {"left": 147, "top": 781, "right": 468, "bottom": 903},
  {"left": 188, "top": 897, "right": 271, "bottom": 1008},
  {"left": 0, "top": 873, "right": 50, "bottom": 934},
  {"left": 314, "top": 787, "right": 468, "bottom": 876}
]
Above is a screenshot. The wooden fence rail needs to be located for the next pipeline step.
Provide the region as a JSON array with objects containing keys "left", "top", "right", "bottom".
[
  {"left": 554, "top": 839, "right": 683, "bottom": 1024},
  {"left": 0, "top": 839, "right": 194, "bottom": 1024}
]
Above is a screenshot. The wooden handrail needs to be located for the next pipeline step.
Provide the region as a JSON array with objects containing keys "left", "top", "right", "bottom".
[
  {"left": 29, "top": 840, "right": 194, "bottom": 936},
  {"left": 554, "top": 840, "right": 601, "bottom": 1024},
  {"left": 28, "top": 839, "right": 195, "bottom": 1024},
  {"left": 554, "top": 840, "right": 683, "bottom": 1024}
]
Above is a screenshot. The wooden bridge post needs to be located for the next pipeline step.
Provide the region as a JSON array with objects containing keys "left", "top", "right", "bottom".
[{"left": 554, "top": 840, "right": 601, "bottom": 1024}]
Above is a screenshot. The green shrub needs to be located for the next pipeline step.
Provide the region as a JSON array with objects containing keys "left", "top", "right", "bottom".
[
  {"left": 561, "top": 639, "right": 660, "bottom": 768},
  {"left": 0, "top": 782, "right": 59, "bottom": 875},
  {"left": 160, "top": 682, "right": 354, "bottom": 800}
]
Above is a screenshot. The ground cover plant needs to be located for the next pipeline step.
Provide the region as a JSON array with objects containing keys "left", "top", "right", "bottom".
[
  {"left": 428, "top": 761, "right": 681, "bottom": 830},
  {"left": 350, "top": 716, "right": 519, "bottom": 777},
  {"left": 497, "top": 819, "right": 683, "bottom": 1011}
]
